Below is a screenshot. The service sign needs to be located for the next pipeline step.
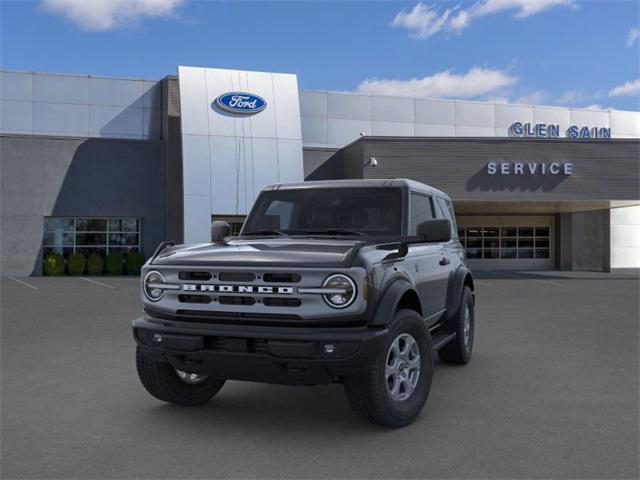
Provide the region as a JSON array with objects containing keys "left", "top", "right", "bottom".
[{"left": 214, "top": 92, "right": 267, "bottom": 115}]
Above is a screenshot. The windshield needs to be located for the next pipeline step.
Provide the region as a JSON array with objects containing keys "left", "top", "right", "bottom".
[{"left": 242, "top": 188, "right": 403, "bottom": 237}]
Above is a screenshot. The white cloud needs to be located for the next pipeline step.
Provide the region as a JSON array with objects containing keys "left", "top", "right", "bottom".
[
  {"left": 356, "top": 67, "right": 518, "bottom": 99},
  {"left": 391, "top": 3, "right": 457, "bottom": 39},
  {"left": 392, "top": 0, "right": 576, "bottom": 39},
  {"left": 40, "top": 0, "right": 184, "bottom": 31},
  {"left": 515, "top": 90, "right": 548, "bottom": 105},
  {"left": 627, "top": 28, "right": 640, "bottom": 47},
  {"left": 583, "top": 104, "right": 605, "bottom": 110},
  {"left": 608, "top": 79, "right": 640, "bottom": 97}
]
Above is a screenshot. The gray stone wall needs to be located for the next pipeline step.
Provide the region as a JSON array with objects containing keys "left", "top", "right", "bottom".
[{"left": 1, "top": 135, "right": 166, "bottom": 275}]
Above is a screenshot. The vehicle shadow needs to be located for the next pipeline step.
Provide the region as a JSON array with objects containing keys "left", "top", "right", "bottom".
[
  {"left": 135, "top": 376, "right": 440, "bottom": 435},
  {"left": 473, "top": 269, "right": 639, "bottom": 280}
]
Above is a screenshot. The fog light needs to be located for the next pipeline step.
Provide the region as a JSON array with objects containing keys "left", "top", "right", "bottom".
[
  {"left": 152, "top": 333, "right": 163, "bottom": 344},
  {"left": 323, "top": 343, "right": 336, "bottom": 355}
]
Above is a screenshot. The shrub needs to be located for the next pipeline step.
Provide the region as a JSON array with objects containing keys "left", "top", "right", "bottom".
[
  {"left": 105, "top": 251, "right": 124, "bottom": 275},
  {"left": 67, "top": 252, "right": 86, "bottom": 275},
  {"left": 125, "top": 251, "right": 145, "bottom": 275},
  {"left": 43, "top": 253, "right": 65, "bottom": 276},
  {"left": 86, "top": 253, "right": 104, "bottom": 275}
]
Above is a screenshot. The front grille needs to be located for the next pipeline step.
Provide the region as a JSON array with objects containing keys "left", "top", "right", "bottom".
[
  {"left": 219, "top": 272, "right": 256, "bottom": 282},
  {"left": 219, "top": 296, "right": 256, "bottom": 306},
  {"left": 179, "top": 271, "right": 212, "bottom": 281},
  {"left": 179, "top": 294, "right": 212, "bottom": 304},
  {"left": 263, "top": 297, "right": 302, "bottom": 307},
  {"left": 263, "top": 273, "right": 301, "bottom": 283}
]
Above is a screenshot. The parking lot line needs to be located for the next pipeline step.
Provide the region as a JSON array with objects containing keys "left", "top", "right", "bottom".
[
  {"left": 7, "top": 276, "right": 38, "bottom": 290},
  {"left": 80, "top": 277, "right": 115, "bottom": 289}
]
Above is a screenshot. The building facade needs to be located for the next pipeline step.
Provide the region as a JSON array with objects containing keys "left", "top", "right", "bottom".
[{"left": 1, "top": 66, "right": 639, "bottom": 275}]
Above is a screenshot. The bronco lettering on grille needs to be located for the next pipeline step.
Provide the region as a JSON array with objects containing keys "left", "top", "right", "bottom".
[{"left": 182, "top": 284, "right": 294, "bottom": 295}]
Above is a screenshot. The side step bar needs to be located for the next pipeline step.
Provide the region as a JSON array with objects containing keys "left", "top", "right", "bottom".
[{"left": 431, "top": 330, "right": 456, "bottom": 351}]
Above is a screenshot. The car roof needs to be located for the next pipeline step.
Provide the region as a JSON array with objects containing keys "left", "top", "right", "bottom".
[{"left": 263, "top": 178, "right": 450, "bottom": 199}]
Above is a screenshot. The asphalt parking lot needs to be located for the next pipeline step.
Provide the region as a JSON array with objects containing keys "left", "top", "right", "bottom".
[{"left": 1, "top": 271, "right": 639, "bottom": 479}]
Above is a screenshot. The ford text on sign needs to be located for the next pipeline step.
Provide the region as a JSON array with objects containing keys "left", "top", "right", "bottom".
[{"left": 214, "top": 92, "right": 267, "bottom": 115}]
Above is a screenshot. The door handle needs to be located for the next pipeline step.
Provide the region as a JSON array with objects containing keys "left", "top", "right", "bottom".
[{"left": 439, "top": 257, "right": 450, "bottom": 266}]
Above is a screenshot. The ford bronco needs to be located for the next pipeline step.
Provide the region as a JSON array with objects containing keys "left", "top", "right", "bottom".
[{"left": 133, "top": 179, "right": 475, "bottom": 427}]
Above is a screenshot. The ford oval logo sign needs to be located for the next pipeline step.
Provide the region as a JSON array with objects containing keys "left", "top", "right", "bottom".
[{"left": 214, "top": 92, "right": 266, "bottom": 115}]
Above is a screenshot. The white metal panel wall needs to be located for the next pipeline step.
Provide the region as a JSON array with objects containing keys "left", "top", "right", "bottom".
[
  {"left": 178, "top": 66, "right": 303, "bottom": 244},
  {"left": 299, "top": 90, "right": 640, "bottom": 148},
  {"left": 0, "top": 70, "right": 161, "bottom": 140},
  {"left": 611, "top": 205, "right": 640, "bottom": 268}
]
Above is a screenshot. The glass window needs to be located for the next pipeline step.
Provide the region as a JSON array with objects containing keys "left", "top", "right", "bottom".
[
  {"left": 519, "top": 249, "right": 534, "bottom": 258},
  {"left": 76, "top": 219, "right": 108, "bottom": 231},
  {"left": 435, "top": 197, "right": 458, "bottom": 238},
  {"left": 409, "top": 193, "right": 434, "bottom": 235},
  {"left": 109, "top": 219, "right": 139, "bottom": 232},
  {"left": 461, "top": 224, "right": 551, "bottom": 262},
  {"left": 44, "top": 217, "right": 74, "bottom": 232},
  {"left": 484, "top": 249, "right": 500, "bottom": 259},
  {"left": 243, "top": 188, "right": 403, "bottom": 237},
  {"left": 43, "top": 217, "right": 141, "bottom": 259},
  {"left": 484, "top": 238, "right": 499, "bottom": 249}
]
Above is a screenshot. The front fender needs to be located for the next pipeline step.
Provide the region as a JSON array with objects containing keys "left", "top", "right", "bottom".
[{"left": 370, "top": 278, "right": 420, "bottom": 326}]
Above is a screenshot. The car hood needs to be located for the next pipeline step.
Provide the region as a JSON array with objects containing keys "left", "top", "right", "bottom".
[{"left": 151, "top": 238, "right": 363, "bottom": 268}]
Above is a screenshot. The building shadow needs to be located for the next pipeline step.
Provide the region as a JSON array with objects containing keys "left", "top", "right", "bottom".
[{"left": 466, "top": 165, "right": 569, "bottom": 192}]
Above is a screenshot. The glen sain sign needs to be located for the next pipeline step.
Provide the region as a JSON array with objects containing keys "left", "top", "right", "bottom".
[
  {"left": 510, "top": 122, "right": 611, "bottom": 139},
  {"left": 214, "top": 92, "right": 267, "bottom": 115}
]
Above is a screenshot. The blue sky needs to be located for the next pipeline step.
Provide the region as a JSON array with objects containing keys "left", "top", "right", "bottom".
[{"left": 1, "top": 0, "right": 639, "bottom": 110}]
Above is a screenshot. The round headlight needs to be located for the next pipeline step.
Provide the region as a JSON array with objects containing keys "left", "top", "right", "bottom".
[
  {"left": 322, "top": 274, "right": 356, "bottom": 309},
  {"left": 144, "top": 270, "right": 166, "bottom": 302}
]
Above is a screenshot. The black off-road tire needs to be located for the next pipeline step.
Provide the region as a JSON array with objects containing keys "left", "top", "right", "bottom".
[
  {"left": 136, "top": 347, "right": 225, "bottom": 406},
  {"left": 438, "top": 286, "right": 474, "bottom": 365},
  {"left": 343, "top": 309, "right": 434, "bottom": 428}
]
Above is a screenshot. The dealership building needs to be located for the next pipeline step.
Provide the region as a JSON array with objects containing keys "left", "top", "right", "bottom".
[{"left": 1, "top": 66, "right": 639, "bottom": 275}]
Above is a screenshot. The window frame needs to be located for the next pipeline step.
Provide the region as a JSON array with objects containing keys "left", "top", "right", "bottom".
[
  {"left": 43, "top": 217, "right": 141, "bottom": 257},
  {"left": 408, "top": 191, "right": 436, "bottom": 236}
]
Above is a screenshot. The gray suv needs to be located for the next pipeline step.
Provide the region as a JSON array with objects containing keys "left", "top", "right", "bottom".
[{"left": 133, "top": 179, "right": 475, "bottom": 427}]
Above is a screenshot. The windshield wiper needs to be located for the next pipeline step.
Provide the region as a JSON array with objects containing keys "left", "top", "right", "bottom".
[
  {"left": 303, "top": 228, "right": 366, "bottom": 237},
  {"left": 243, "top": 229, "right": 288, "bottom": 236}
]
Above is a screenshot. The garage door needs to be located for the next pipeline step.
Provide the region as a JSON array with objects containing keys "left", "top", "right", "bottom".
[{"left": 457, "top": 216, "right": 554, "bottom": 270}]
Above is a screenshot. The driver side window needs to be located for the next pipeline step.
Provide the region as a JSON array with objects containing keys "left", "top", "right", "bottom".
[{"left": 409, "top": 193, "right": 435, "bottom": 235}]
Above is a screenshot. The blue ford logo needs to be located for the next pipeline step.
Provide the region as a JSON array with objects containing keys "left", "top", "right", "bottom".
[{"left": 214, "top": 92, "right": 267, "bottom": 115}]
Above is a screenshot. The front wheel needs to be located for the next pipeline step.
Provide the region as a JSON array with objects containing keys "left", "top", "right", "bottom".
[
  {"left": 136, "top": 347, "right": 225, "bottom": 406},
  {"left": 343, "top": 309, "right": 434, "bottom": 428}
]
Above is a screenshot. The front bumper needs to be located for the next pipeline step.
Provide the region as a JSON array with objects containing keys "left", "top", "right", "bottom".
[{"left": 132, "top": 316, "right": 390, "bottom": 385}]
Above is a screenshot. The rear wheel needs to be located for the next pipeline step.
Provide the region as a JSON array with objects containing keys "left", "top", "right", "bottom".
[
  {"left": 438, "top": 286, "right": 474, "bottom": 364},
  {"left": 136, "top": 347, "right": 225, "bottom": 406},
  {"left": 343, "top": 309, "right": 434, "bottom": 428}
]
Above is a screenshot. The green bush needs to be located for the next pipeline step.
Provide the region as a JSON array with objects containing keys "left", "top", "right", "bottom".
[
  {"left": 125, "top": 251, "right": 145, "bottom": 275},
  {"left": 105, "top": 252, "right": 124, "bottom": 275},
  {"left": 86, "top": 253, "right": 104, "bottom": 275},
  {"left": 43, "top": 253, "right": 65, "bottom": 276},
  {"left": 66, "top": 252, "right": 86, "bottom": 275}
]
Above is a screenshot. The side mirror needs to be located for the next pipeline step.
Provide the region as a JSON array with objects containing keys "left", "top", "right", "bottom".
[
  {"left": 211, "top": 221, "right": 231, "bottom": 243},
  {"left": 417, "top": 219, "right": 451, "bottom": 243}
]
